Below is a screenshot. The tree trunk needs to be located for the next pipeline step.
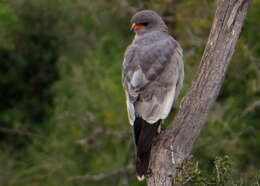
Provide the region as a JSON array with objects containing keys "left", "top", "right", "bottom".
[{"left": 147, "top": 0, "right": 250, "bottom": 185}]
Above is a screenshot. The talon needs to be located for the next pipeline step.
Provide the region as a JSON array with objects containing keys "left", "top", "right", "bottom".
[
  {"left": 145, "top": 168, "right": 153, "bottom": 178},
  {"left": 157, "top": 125, "right": 161, "bottom": 133}
]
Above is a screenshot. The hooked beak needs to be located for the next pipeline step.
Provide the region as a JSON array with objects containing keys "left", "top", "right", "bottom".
[{"left": 131, "top": 23, "right": 144, "bottom": 31}]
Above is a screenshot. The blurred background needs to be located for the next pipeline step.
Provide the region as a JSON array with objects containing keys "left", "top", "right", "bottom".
[{"left": 0, "top": 0, "right": 259, "bottom": 185}]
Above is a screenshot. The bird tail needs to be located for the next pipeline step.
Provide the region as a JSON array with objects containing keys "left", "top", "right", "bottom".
[{"left": 133, "top": 117, "right": 161, "bottom": 180}]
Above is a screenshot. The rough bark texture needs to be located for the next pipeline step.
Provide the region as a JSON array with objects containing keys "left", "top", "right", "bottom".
[{"left": 147, "top": 0, "right": 250, "bottom": 185}]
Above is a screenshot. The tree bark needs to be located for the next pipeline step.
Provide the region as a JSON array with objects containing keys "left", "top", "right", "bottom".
[{"left": 147, "top": 0, "right": 250, "bottom": 185}]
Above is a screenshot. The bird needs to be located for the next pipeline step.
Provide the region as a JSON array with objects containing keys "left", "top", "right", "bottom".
[{"left": 122, "top": 10, "right": 184, "bottom": 180}]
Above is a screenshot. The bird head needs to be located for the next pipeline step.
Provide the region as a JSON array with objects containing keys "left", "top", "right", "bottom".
[{"left": 130, "top": 10, "right": 168, "bottom": 36}]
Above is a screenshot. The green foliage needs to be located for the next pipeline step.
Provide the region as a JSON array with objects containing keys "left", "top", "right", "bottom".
[
  {"left": 0, "top": 0, "right": 259, "bottom": 186},
  {"left": 0, "top": 0, "right": 19, "bottom": 49},
  {"left": 0, "top": 0, "right": 67, "bottom": 148},
  {"left": 174, "top": 156, "right": 260, "bottom": 186}
]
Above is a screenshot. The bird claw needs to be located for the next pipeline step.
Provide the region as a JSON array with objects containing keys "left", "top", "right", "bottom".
[
  {"left": 157, "top": 125, "right": 161, "bottom": 133},
  {"left": 145, "top": 168, "right": 153, "bottom": 178}
]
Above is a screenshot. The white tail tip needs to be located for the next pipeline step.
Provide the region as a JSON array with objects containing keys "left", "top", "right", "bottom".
[{"left": 137, "top": 175, "right": 145, "bottom": 181}]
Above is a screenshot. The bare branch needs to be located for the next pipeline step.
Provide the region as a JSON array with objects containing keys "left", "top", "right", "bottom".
[
  {"left": 75, "top": 128, "right": 130, "bottom": 146},
  {"left": 147, "top": 0, "right": 250, "bottom": 185},
  {"left": 68, "top": 164, "right": 134, "bottom": 182},
  {"left": 241, "top": 100, "right": 260, "bottom": 117}
]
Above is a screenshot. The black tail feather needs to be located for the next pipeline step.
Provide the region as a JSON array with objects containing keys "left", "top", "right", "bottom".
[{"left": 133, "top": 117, "right": 161, "bottom": 179}]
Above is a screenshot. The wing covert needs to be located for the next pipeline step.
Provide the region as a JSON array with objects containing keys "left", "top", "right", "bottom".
[{"left": 123, "top": 36, "right": 176, "bottom": 93}]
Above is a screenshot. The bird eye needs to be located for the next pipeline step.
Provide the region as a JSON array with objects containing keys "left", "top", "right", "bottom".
[{"left": 140, "top": 22, "right": 149, "bottom": 26}]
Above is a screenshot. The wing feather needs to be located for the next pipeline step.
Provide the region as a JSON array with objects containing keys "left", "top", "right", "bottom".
[{"left": 122, "top": 32, "right": 184, "bottom": 125}]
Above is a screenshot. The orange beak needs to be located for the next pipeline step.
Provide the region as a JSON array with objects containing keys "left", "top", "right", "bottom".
[{"left": 131, "top": 23, "right": 144, "bottom": 31}]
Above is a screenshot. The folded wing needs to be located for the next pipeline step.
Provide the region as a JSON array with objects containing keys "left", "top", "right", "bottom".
[{"left": 123, "top": 36, "right": 184, "bottom": 125}]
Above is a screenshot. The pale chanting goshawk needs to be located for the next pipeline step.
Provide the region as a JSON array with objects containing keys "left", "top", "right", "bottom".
[{"left": 122, "top": 10, "right": 184, "bottom": 180}]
